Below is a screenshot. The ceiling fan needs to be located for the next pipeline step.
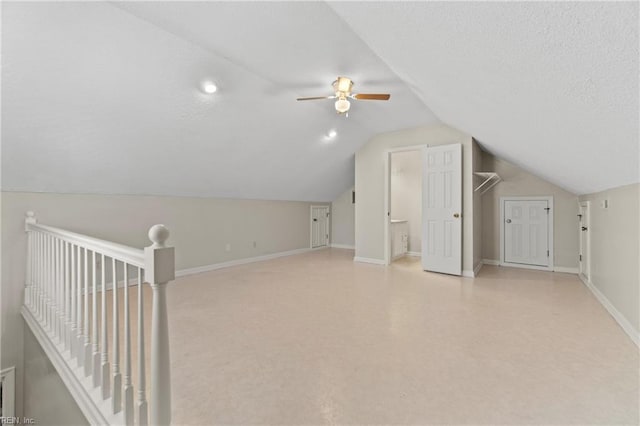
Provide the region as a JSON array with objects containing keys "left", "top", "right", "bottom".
[{"left": 297, "top": 76, "right": 390, "bottom": 115}]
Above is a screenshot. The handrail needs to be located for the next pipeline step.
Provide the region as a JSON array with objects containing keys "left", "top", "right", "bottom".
[{"left": 27, "top": 222, "right": 145, "bottom": 268}]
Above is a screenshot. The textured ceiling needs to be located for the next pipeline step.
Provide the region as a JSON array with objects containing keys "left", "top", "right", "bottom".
[
  {"left": 2, "top": 2, "right": 638, "bottom": 200},
  {"left": 329, "top": 1, "right": 639, "bottom": 194},
  {"left": 1, "top": 1, "right": 437, "bottom": 201}
]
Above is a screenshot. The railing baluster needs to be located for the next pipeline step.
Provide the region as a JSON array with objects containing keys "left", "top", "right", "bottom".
[
  {"left": 92, "top": 250, "right": 101, "bottom": 387},
  {"left": 123, "top": 263, "right": 134, "bottom": 425},
  {"left": 58, "top": 239, "right": 62, "bottom": 343},
  {"left": 55, "top": 237, "right": 60, "bottom": 340},
  {"left": 25, "top": 213, "right": 33, "bottom": 307},
  {"left": 44, "top": 234, "right": 48, "bottom": 329},
  {"left": 76, "top": 245, "right": 84, "bottom": 366},
  {"left": 29, "top": 231, "right": 34, "bottom": 306},
  {"left": 47, "top": 234, "right": 52, "bottom": 331},
  {"left": 41, "top": 233, "right": 45, "bottom": 319},
  {"left": 101, "top": 253, "right": 111, "bottom": 399},
  {"left": 61, "top": 239, "right": 66, "bottom": 342},
  {"left": 69, "top": 243, "right": 80, "bottom": 358},
  {"left": 53, "top": 236, "right": 57, "bottom": 334},
  {"left": 137, "top": 267, "right": 148, "bottom": 426},
  {"left": 112, "top": 258, "right": 122, "bottom": 413},
  {"left": 39, "top": 233, "right": 44, "bottom": 320},
  {"left": 50, "top": 235, "right": 55, "bottom": 334},
  {"left": 84, "top": 247, "right": 92, "bottom": 377},
  {"left": 62, "top": 241, "right": 73, "bottom": 354}
]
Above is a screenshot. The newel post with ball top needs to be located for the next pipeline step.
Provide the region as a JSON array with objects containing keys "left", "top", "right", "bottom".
[{"left": 144, "top": 225, "right": 175, "bottom": 426}]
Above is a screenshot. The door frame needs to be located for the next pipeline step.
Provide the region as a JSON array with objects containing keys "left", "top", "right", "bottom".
[
  {"left": 1, "top": 366, "right": 15, "bottom": 417},
  {"left": 579, "top": 201, "right": 591, "bottom": 281},
  {"left": 383, "top": 144, "right": 429, "bottom": 265},
  {"left": 310, "top": 205, "right": 330, "bottom": 249},
  {"left": 499, "top": 196, "right": 554, "bottom": 271}
]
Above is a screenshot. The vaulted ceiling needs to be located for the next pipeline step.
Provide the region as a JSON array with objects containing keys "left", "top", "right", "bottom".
[{"left": 2, "top": 1, "right": 637, "bottom": 201}]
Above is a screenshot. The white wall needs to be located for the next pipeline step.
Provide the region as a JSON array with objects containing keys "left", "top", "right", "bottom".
[
  {"left": 23, "top": 326, "right": 88, "bottom": 424},
  {"left": 331, "top": 187, "right": 355, "bottom": 248},
  {"left": 579, "top": 183, "right": 639, "bottom": 338},
  {"left": 0, "top": 191, "right": 329, "bottom": 416},
  {"left": 390, "top": 151, "right": 422, "bottom": 253},
  {"left": 481, "top": 151, "right": 579, "bottom": 268},
  {"left": 354, "top": 124, "right": 476, "bottom": 272}
]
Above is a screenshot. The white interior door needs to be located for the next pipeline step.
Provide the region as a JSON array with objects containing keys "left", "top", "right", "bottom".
[
  {"left": 311, "top": 206, "right": 329, "bottom": 248},
  {"left": 579, "top": 202, "right": 590, "bottom": 279},
  {"left": 504, "top": 200, "right": 549, "bottom": 266},
  {"left": 421, "top": 143, "right": 462, "bottom": 275}
]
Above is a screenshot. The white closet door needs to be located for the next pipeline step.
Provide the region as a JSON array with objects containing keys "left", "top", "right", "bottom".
[
  {"left": 311, "top": 206, "right": 329, "bottom": 248},
  {"left": 421, "top": 143, "right": 462, "bottom": 275},
  {"left": 579, "top": 203, "right": 590, "bottom": 279},
  {"left": 504, "top": 200, "right": 549, "bottom": 266}
]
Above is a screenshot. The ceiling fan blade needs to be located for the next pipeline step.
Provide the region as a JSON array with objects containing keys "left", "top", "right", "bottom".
[
  {"left": 296, "top": 96, "right": 335, "bottom": 101},
  {"left": 353, "top": 93, "right": 391, "bottom": 100}
]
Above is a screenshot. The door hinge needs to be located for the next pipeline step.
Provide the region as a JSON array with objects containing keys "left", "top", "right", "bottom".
[
  {"left": 547, "top": 250, "right": 549, "bottom": 257},
  {"left": 326, "top": 212, "right": 330, "bottom": 217},
  {"left": 544, "top": 207, "right": 550, "bottom": 214},
  {"left": 579, "top": 254, "right": 582, "bottom": 261}
]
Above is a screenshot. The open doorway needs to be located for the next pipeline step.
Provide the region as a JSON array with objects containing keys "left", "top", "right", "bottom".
[{"left": 387, "top": 150, "right": 423, "bottom": 264}]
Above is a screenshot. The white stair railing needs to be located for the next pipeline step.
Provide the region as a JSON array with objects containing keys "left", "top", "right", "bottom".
[{"left": 22, "top": 211, "right": 174, "bottom": 425}]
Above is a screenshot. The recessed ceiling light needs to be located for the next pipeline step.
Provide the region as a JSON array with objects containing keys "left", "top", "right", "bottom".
[
  {"left": 328, "top": 130, "right": 337, "bottom": 139},
  {"left": 202, "top": 82, "right": 217, "bottom": 94}
]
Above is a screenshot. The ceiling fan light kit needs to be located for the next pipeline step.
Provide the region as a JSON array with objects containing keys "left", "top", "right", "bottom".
[
  {"left": 297, "top": 76, "right": 390, "bottom": 114},
  {"left": 335, "top": 97, "right": 351, "bottom": 113}
]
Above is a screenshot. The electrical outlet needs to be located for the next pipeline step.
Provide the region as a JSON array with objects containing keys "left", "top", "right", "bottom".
[{"left": 225, "top": 243, "right": 231, "bottom": 252}]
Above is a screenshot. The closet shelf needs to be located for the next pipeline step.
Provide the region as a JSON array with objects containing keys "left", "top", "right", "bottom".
[{"left": 474, "top": 172, "right": 501, "bottom": 195}]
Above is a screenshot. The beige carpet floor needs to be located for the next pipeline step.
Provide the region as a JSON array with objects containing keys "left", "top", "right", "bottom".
[{"left": 146, "top": 248, "right": 639, "bottom": 425}]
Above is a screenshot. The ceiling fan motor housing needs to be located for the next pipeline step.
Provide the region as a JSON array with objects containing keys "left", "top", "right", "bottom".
[{"left": 333, "top": 77, "right": 354, "bottom": 96}]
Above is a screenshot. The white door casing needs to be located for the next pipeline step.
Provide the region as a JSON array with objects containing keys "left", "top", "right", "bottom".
[
  {"left": 579, "top": 201, "right": 590, "bottom": 280},
  {"left": 421, "top": 143, "right": 462, "bottom": 275},
  {"left": 500, "top": 197, "right": 554, "bottom": 270},
  {"left": 310, "top": 206, "right": 330, "bottom": 248}
]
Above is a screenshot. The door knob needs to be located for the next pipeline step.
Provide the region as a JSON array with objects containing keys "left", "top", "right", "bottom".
[
  {"left": 506, "top": 219, "right": 512, "bottom": 223},
  {"left": 581, "top": 226, "right": 587, "bottom": 231},
  {"left": 453, "top": 213, "right": 460, "bottom": 218}
]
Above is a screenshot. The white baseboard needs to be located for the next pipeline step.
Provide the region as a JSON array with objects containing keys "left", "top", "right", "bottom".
[
  {"left": 462, "top": 270, "right": 474, "bottom": 278},
  {"left": 578, "top": 274, "right": 639, "bottom": 347},
  {"left": 330, "top": 244, "right": 355, "bottom": 250},
  {"left": 473, "top": 261, "right": 483, "bottom": 277},
  {"left": 353, "top": 256, "right": 386, "bottom": 265},
  {"left": 554, "top": 266, "right": 579, "bottom": 274},
  {"left": 176, "top": 247, "right": 313, "bottom": 278},
  {"left": 407, "top": 251, "right": 421, "bottom": 257},
  {"left": 482, "top": 259, "right": 500, "bottom": 266},
  {"left": 499, "top": 262, "right": 553, "bottom": 272}
]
